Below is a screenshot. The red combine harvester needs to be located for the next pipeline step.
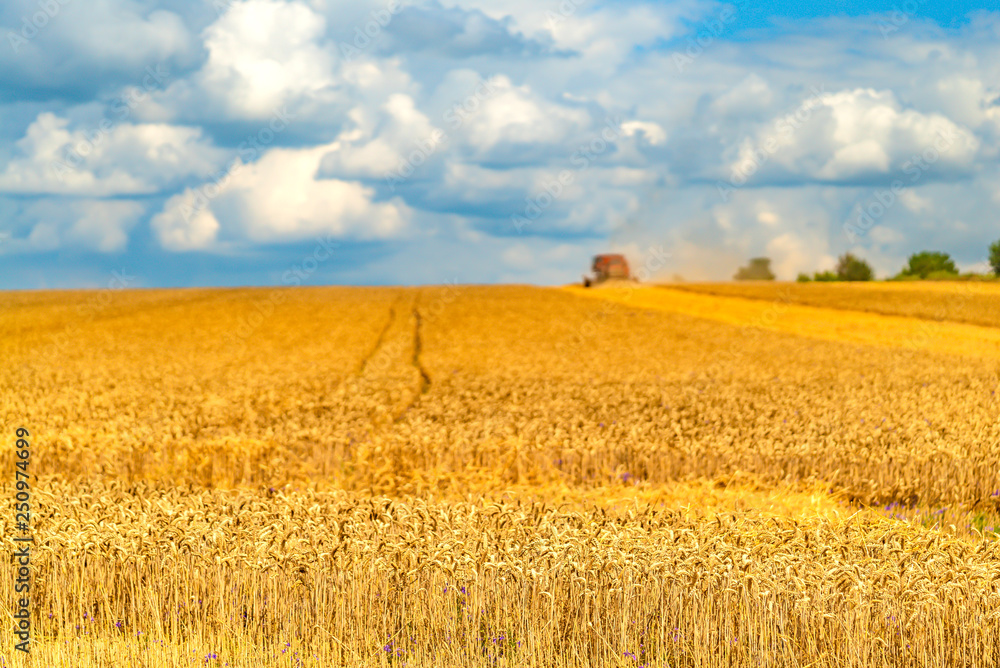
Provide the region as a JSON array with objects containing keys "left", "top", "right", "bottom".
[{"left": 583, "top": 254, "right": 632, "bottom": 287}]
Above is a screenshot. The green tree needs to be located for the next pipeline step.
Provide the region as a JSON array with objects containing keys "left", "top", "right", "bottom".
[
  {"left": 734, "top": 258, "right": 775, "bottom": 281},
  {"left": 835, "top": 253, "right": 874, "bottom": 281},
  {"left": 898, "top": 251, "right": 957, "bottom": 279},
  {"left": 989, "top": 239, "right": 1000, "bottom": 277}
]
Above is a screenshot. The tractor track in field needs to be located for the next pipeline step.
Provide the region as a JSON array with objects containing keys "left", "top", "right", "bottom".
[
  {"left": 357, "top": 298, "right": 399, "bottom": 375},
  {"left": 392, "top": 294, "right": 432, "bottom": 423},
  {"left": 411, "top": 306, "right": 431, "bottom": 395},
  {"left": 345, "top": 291, "right": 432, "bottom": 422}
]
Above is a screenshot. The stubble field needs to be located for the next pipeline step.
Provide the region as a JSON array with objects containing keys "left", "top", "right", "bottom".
[{"left": 2, "top": 283, "right": 1000, "bottom": 667}]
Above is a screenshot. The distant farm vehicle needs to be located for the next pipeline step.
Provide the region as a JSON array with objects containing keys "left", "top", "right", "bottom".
[{"left": 583, "top": 254, "right": 634, "bottom": 287}]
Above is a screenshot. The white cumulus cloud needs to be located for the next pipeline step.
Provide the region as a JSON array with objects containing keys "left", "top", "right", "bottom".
[
  {"left": 152, "top": 142, "right": 410, "bottom": 251},
  {"left": 0, "top": 113, "right": 227, "bottom": 196}
]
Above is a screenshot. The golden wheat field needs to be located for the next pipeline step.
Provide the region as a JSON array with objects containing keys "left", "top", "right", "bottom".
[
  {"left": 3, "top": 283, "right": 1000, "bottom": 667},
  {"left": 670, "top": 280, "right": 1000, "bottom": 330}
]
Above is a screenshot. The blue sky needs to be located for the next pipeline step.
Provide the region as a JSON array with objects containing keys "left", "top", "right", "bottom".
[
  {"left": 0, "top": 0, "right": 998, "bottom": 288},
  {"left": 714, "top": 0, "right": 985, "bottom": 31}
]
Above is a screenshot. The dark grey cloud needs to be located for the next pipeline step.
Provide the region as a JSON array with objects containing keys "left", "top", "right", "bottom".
[
  {"left": 0, "top": 0, "right": 202, "bottom": 102},
  {"left": 378, "top": 3, "right": 555, "bottom": 58}
]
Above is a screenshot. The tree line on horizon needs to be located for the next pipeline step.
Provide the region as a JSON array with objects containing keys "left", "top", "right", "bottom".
[{"left": 732, "top": 241, "right": 1000, "bottom": 282}]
